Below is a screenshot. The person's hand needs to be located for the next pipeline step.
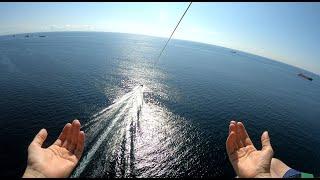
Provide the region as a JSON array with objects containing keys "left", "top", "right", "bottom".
[
  {"left": 22, "top": 119, "right": 85, "bottom": 178},
  {"left": 226, "top": 121, "right": 273, "bottom": 178}
]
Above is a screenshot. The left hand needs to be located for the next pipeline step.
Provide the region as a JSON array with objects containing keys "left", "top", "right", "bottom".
[{"left": 23, "top": 119, "right": 85, "bottom": 178}]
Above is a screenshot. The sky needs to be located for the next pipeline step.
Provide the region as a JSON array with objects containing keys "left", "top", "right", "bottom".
[{"left": 0, "top": 2, "right": 319, "bottom": 75}]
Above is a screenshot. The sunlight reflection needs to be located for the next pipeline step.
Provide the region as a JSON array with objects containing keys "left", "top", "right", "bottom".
[{"left": 72, "top": 42, "right": 198, "bottom": 177}]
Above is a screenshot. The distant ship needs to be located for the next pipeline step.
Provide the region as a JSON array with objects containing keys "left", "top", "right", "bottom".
[
  {"left": 39, "top": 35, "right": 46, "bottom": 37},
  {"left": 230, "top": 50, "right": 237, "bottom": 54},
  {"left": 298, "top": 73, "right": 313, "bottom": 81},
  {"left": 25, "top": 35, "right": 29, "bottom": 38}
]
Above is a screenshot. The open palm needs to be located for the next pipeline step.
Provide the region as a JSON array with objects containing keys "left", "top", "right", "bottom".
[
  {"left": 226, "top": 121, "right": 274, "bottom": 178},
  {"left": 23, "top": 120, "right": 85, "bottom": 178}
]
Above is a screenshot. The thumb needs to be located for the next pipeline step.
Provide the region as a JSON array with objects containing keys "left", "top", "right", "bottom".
[
  {"left": 261, "top": 131, "right": 272, "bottom": 151},
  {"left": 32, "top": 129, "right": 48, "bottom": 147}
]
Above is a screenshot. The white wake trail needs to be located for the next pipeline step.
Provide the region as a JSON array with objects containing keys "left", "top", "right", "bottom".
[{"left": 71, "top": 85, "right": 145, "bottom": 177}]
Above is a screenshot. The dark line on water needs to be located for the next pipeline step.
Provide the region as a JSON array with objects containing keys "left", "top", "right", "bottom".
[{"left": 130, "top": 119, "right": 136, "bottom": 178}]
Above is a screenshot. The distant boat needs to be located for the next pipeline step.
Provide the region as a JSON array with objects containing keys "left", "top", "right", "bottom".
[
  {"left": 298, "top": 73, "right": 313, "bottom": 81},
  {"left": 12, "top": 35, "right": 15, "bottom": 37},
  {"left": 25, "top": 35, "right": 29, "bottom": 38},
  {"left": 39, "top": 35, "right": 46, "bottom": 37},
  {"left": 231, "top": 50, "right": 237, "bottom": 54}
]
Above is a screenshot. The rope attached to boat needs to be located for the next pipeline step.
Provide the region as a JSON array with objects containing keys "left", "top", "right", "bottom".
[{"left": 154, "top": 2, "right": 192, "bottom": 65}]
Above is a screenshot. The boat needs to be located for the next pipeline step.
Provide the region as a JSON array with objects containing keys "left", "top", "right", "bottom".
[
  {"left": 298, "top": 73, "right": 313, "bottom": 81},
  {"left": 39, "top": 35, "right": 46, "bottom": 37}
]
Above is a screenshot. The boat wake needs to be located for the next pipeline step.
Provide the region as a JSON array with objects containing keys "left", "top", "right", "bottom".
[
  {"left": 71, "top": 85, "right": 144, "bottom": 177},
  {"left": 71, "top": 85, "right": 198, "bottom": 178}
]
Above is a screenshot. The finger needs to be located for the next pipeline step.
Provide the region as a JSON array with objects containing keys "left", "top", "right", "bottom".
[
  {"left": 62, "top": 123, "right": 73, "bottom": 148},
  {"left": 229, "top": 123, "right": 236, "bottom": 135},
  {"left": 233, "top": 122, "right": 244, "bottom": 148},
  {"left": 261, "top": 131, "right": 272, "bottom": 151},
  {"left": 226, "top": 131, "right": 238, "bottom": 156},
  {"left": 229, "top": 121, "right": 237, "bottom": 134},
  {"left": 53, "top": 123, "right": 72, "bottom": 146},
  {"left": 59, "top": 123, "right": 72, "bottom": 142},
  {"left": 67, "top": 119, "right": 80, "bottom": 152},
  {"left": 32, "top": 129, "right": 48, "bottom": 147},
  {"left": 237, "top": 122, "right": 254, "bottom": 146},
  {"left": 75, "top": 131, "right": 85, "bottom": 160},
  {"left": 71, "top": 120, "right": 81, "bottom": 144}
]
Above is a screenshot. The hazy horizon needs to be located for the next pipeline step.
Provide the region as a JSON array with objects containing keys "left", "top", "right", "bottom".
[
  {"left": 2, "top": 30, "right": 319, "bottom": 77},
  {"left": 1, "top": 2, "right": 319, "bottom": 75}
]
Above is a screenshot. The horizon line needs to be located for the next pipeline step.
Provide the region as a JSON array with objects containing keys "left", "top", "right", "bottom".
[{"left": 2, "top": 30, "right": 319, "bottom": 77}]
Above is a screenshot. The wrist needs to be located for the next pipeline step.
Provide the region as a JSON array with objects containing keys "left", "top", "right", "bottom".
[
  {"left": 22, "top": 166, "right": 46, "bottom": 178},
  {"left": 254, "top": 173, "right": 272, "bottom": 178}
]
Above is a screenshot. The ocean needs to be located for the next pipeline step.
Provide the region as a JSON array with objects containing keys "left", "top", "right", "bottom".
[{"left": 0, "top": 31, "right": 319, "bottom": 177}]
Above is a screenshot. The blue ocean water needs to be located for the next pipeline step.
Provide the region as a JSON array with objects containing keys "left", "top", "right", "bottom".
[{"left": 0, "top": 32, "right": 319, "bottom": 177}]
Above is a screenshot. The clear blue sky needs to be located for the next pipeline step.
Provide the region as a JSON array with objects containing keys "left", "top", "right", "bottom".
[{"left": 0, "top": 2, "right": 319, "bottom": 74}]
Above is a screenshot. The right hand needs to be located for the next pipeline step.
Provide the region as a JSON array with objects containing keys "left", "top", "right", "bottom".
[{"left": 226, "top": 121, "right": 274, "bottom": 178}]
